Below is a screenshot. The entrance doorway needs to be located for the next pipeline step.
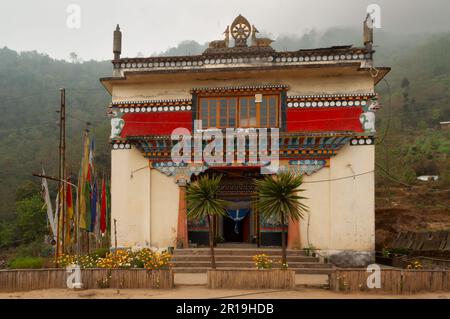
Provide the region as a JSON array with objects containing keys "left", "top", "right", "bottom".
[
  {"left": 187, "top": 167, "right": 284, "bottom": 247},
  {"left": 214, "top": 168, "right": 259, "bottom": 245},
  {"left": 223, "top": 214, "right": 245, "bottom": 242}
]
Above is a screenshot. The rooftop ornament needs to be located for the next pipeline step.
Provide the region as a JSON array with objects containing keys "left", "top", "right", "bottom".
[{"left": 206, "top": 14, "right": 274, "bottom": 53}]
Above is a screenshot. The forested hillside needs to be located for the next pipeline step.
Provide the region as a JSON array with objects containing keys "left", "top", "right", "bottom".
[
  {"left": 0, "top": 27, "right": 449, "bottom": 222},
  {"left": 0, "top": 49, "right": 111, "bottom": 217}
]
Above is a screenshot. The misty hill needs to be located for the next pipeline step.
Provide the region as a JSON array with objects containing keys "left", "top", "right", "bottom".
[
  {"left": 0, "top": 28, "right": 449, "bottom": 218},
  {"left": 0, "top": 49, "right": 111, "bottom": 217}
]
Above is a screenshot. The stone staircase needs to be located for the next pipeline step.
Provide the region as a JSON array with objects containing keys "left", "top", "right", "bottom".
[{"left": 172, "top": 248, "right": 334, "bottom": 274}]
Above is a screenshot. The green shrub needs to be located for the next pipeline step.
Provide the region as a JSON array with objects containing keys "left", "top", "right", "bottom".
[
  {"left": 9, "top": 256, "right": 44, "bottom": 269},
  {"left": 90, "top": 247, "right": 110, "bottom": 259},
  {"left": 16, "top": 241, "right": 53, "bottom": 258},
  {"left": 0, "top": 221, "right": 16, "bottom": 247}
]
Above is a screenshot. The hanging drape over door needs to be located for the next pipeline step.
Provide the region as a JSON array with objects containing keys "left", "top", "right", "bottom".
[{"left": 226, "top": 209, "right": 250, "bottom": 234}]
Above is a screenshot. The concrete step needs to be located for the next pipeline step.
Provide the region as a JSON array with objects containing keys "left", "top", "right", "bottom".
[
  {"left": 174, "top": 248, "right": 308, "bottom": 256},
  {"left": 173, "top": 267, "right": 335, "bottom": 275},
  {"left": 172, "top": 255, "right": 319, "bottom": 262},
  {"left": 216, "top": 243, "right": 258, "bottom": 248},
  {"left": 172, "top": 261, "right": 332, "bottom": 268}
]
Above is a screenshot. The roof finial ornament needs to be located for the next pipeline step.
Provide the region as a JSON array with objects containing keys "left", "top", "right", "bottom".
[
  {"left": 250, "top": 25, "right": 274, "bottom": 48},
  {"left": 230, "top": 14, "right": 251, "bottom": 47},
  {"left": 208, "top": 26, "right": 230, "bottom": 49},
  {"left": 113, "top": 24, "right": 122, "bottom": 60},
  {"left": 363, "top": 13, "right": 374, "bottom": 53}
]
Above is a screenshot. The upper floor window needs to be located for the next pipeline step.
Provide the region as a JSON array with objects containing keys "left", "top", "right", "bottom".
[{"left": 198, "top": 94, "right": 279, "bottom": 128}]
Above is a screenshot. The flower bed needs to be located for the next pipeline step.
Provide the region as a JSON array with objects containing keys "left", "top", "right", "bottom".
[
  {"left": 58, "top": 248, "right": 172, "bottom": 270},
  {"left": 0, "top": 268, "right": 174, "bottom": 292},
  {"left": 0, "top": 249, "right": 175, "bottom": 292}
]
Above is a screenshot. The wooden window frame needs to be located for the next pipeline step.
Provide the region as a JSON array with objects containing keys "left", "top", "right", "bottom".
[{"left": 198, "top": 94, "right": 280, "bottom": 128}]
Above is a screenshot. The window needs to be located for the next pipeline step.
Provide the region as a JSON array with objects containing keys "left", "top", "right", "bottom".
[{"left": 198, "top": 95, "right": 279, "bottom": 128}]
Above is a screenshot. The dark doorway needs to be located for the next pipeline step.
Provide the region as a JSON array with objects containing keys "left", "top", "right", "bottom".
[{"left": 223, "top": 215, "right": 250, "bottom": 242}]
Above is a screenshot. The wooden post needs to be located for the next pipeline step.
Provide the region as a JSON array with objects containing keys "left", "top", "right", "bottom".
[
  {"left": 287, "top": 217, "right": 300, "bottom": 249},
  {"left": 114, "top": 218, "right": 118, "bottom": 265},
  {"left": 176, "top": 180, "right": 189, "bottom": 248},
  {"left": 60, "top": 88, "right": 67, "bottom": 254}
]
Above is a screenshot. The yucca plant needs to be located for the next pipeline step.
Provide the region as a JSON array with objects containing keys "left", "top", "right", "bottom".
[
  {"left": 255, "top": 171, "right": 309, "bottom": 266},
  {"left": 186, "top": 174, "right": 227, "bottom": 269}
]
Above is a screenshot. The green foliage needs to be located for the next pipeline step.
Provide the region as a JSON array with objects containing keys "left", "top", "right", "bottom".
[
  {"left": 186, "top": 175, "right": 227, "bottom": 220},
  {"left": 15, "top": 181, "right": 40, "bottom": 202},
  {"left": 0, "top": 183, "right": 52, "bottom": 249},
  {"left": 255, "top": 172, "right": 309, "bottom": 266},
  {"left": 15, "top": 241, "right": 53, "bottom": 258},
  {"left": 255, "top": 172, "right": 309, "bottom": 223},
  {"left": 381, "top": 247, "right": 410, "bottom": 257},
  {"left": 0, "top": 220, "right": 16, "bottom": 247},
  {"left": 90, "top": 247, "right": 110, "bottom": 259},
  {"left": 186, "top": 174, "right": 227, "bottom": 269},
  {"left": 15, "top": 194, "right": 47, "bottom": 243},
  {"left": 8, "top": 256, "right": 44, "bottom": 269}
]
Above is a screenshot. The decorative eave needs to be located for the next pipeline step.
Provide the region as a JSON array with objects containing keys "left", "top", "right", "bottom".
[
  {"left": 107, "top": 92, "right": 378, "bottom": 111},
  {"left": 287, "top": 92, "right": 377, "bottom": 108},
  {"left": 190, "top": 84, "right": 288, "bottom": 95},
  {"left": 110, "top": 98, "right": 192, "bottom": 110},
  {"left": 111, "top": 46, "right": 371, "bottom": 73},
  {"left": 112, "top": 132, "right": 361, "bottom": 160},
  {"left": 100, "top": 63, "right": 389, "bottom": 95}
]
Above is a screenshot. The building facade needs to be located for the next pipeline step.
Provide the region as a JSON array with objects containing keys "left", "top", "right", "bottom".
[{"left": 100, "top": 15, "right": 389, "bottom": 266}]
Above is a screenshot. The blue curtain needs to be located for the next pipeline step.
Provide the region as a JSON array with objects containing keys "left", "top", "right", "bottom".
[{"left": 226, "top": 209, "right": 250, "bottom": 234}]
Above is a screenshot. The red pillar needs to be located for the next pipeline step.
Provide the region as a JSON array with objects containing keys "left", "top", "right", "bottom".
[
  {"left": 177, "top": 184, "right": 189, "bottom": 248},
  {"left": 287, "top": 217, "right": 300, "bottom": 249}
]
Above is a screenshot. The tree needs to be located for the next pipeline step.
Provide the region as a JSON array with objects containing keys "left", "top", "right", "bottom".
[
  {"left": 0, "top": 220, "right": 16, "bottom": 247},
  {"left": 69, "top": 52, "right": 80, "bottom": 63},
  {"left": 401, "top": 77, "right": 411, "bottom": 130},
  {"left": 186, "top": 175, "right": 227, "bottom": 269},
  {"left": 255, "top": 172, "right": 309, "bottom": 267},
  {"left": 15, "top": 181, "right": 40, "bottom": 202},
  {"left": 15, "top": 194, "right": 47, "bottom": 243}
]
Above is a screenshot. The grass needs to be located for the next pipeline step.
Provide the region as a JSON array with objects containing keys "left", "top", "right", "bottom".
[{"left": 8, "top": 256, "right": 44, "bottom": 269}]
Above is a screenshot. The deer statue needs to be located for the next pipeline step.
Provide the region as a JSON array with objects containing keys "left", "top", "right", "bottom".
[
  {"left": 208, "top": 26, "right": 230, "bottom": 49},
  {"left": 251, "top": 25, "right": 274, "bottom": 47}
]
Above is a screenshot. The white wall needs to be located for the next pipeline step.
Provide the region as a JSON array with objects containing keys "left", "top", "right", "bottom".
[
  {"left": 299, "top": 144, "right": 375, "bottom": 253},
  {"left": 112, "top": 145, "right": 374, "bottom": 253},
  {"left": 111, "top": 68, "right": 374, "bottom": 103},
  {"left": 149, "top": 169, "right": 180, "bottom": 249},
  {"left": 111, "top": 147, "right": 180, "bottom": 248},
  {"left": 111, "top": 146, "right": 151, "bottom": 247}
]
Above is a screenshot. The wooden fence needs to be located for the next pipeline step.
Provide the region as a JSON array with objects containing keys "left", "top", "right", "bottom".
[
  {"left": 0, "top": 268, "right": 174, "bottom": 292},
  {"left": 329, "top": 269, "right": 450, "bottom": 294},
  {"left": 207, "top": 269, "right": 295, "bottom": 289}
]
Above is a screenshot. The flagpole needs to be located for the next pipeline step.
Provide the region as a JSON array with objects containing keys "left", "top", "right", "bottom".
[
  {"left": 60, "top": 88, "right": 67, "bottom": 255},
  {"left": 33, "top": 173, "right": 78, "bottom": 262}
]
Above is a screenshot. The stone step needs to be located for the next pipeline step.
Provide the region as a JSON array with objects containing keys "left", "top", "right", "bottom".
[
  {"left": 174, "top": 248, "right": 308, "bottom": 256},
  {"left": 173, "top": 267, "right": 335, "bottom": 275},
  {"left": 172, "top": 261, "right": 332, "bottom": 268},
  {"left": 172, "top": 255, "right": 319, "bottom": 262},
  {"left": 216, "top": 243, "right": 258, "bottom": 248}
]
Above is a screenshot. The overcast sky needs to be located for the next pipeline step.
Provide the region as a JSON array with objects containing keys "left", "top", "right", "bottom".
[{"left": 1, "top": 0, "right": 449, "bottom": 61}]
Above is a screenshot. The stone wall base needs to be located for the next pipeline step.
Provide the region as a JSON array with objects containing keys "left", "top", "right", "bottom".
[{"left": 321, "top": 250, "right": 375, "bottom": 267}]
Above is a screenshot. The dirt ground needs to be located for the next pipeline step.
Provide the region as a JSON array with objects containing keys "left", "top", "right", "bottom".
[
  {"left": 375, "top": 185, "right": 450, "bottom": 249},
  {"left": 0, "top": 286, "right": 449, "bottom": 299}
]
